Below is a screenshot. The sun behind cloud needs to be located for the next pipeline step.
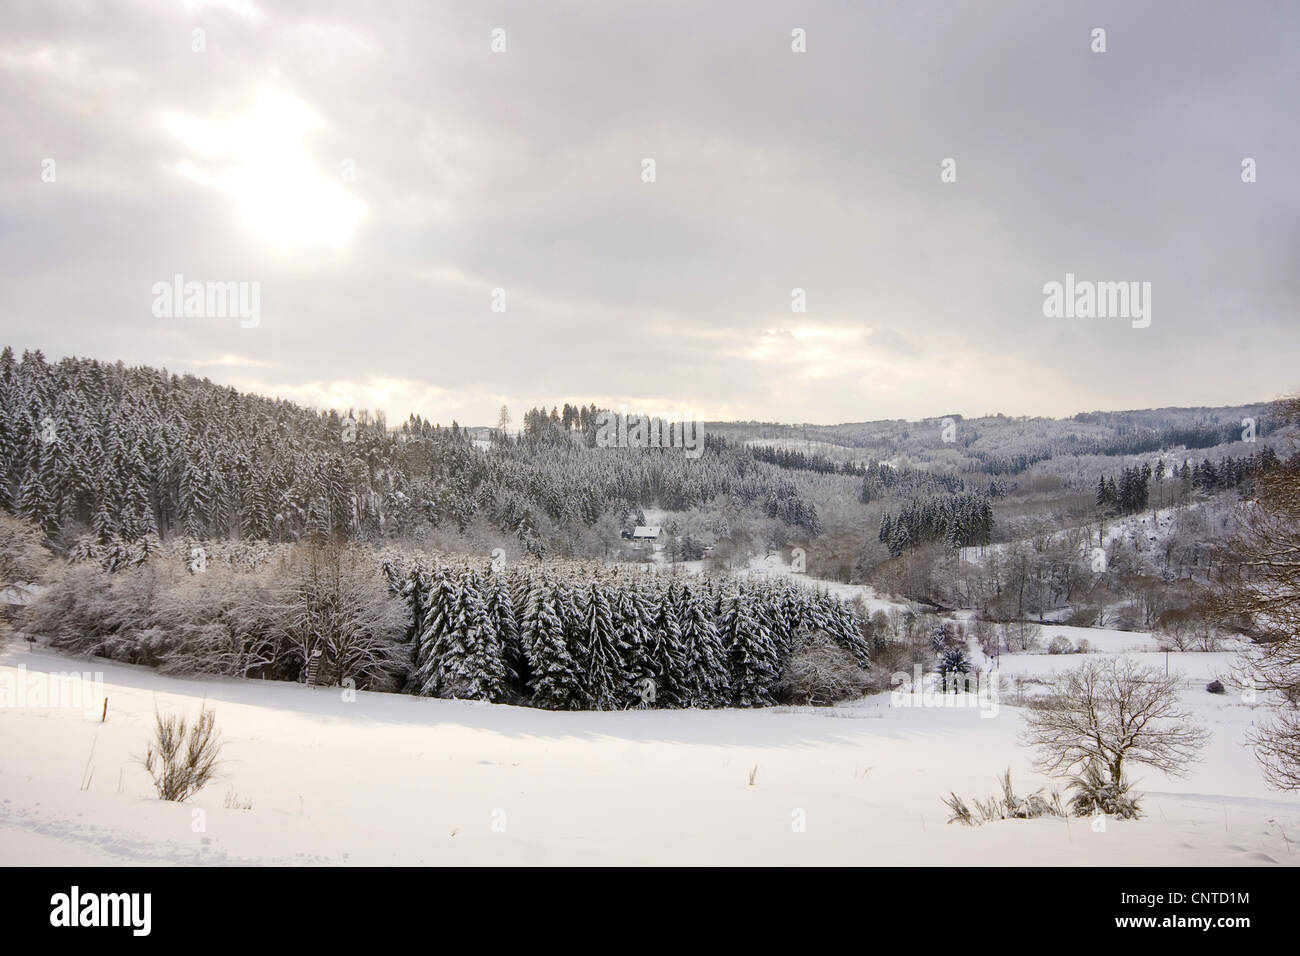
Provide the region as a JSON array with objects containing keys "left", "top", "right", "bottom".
[{"left": 163, "top": 89, "right": 365, "bottom": 249}]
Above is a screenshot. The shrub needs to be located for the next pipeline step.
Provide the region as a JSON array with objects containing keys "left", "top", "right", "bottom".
[
  {"left": 1065, "top": 605, "right": 1100, "bottom": 627},
  {"left": 937, "top": 646, "right": 971, "bottom": 680},
  {"left": 21, "top": 561, "right": 172, "bottom": 661},
  {"left": 21, "top": 542, "right": 407, "bottom": 688},
  {"left": 143, "top": 705, "right": 223, "bottom": 802},
  {"left": 0, "top": 514, "right": 51, "bottom": 585},
  {"left": 1066, "top": 759, "right": 1141, "bottom": 819},
  {"left": 942, "top": 768, "right": 1063, "bottom": 825},
  {"left": 1047, "top": 635, "right": 1073, "bottom": 655},
  {"left": 773, "top": 630, "right": 871, "bottom": 706},
  {"left": 1206, "top": 679, "right": 1226, "bottom": 695},
  {"left": 942, "top": 792, "right": 974, "bottom": 825},
  {"left": 1074, "top": 639, "right": 1091, "bottom": 654}
]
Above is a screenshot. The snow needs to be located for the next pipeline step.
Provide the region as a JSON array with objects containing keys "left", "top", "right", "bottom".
[
  {"left": 0, "top": 583, "right": 44, "bottom": 606},
  {"left": 2, "top": 639, "right": 1296, "bottom": 866},
  {"left": 959, "top": 503, "right": 1195, "bottom": 565},
  {"left": 742, "top": 552, "right": 914, "bottom": 615}
]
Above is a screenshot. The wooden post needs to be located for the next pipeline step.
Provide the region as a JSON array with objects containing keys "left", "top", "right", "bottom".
[{"left": 101, "top": 698, "right": 108, "bottom": 723}]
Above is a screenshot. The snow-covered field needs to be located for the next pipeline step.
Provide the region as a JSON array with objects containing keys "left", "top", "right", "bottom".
[
  {"left": 742, "top": 552, "right": 911, "bottom": 614},
  {"left": 2, "top": 637, "right": 1296, "bottom": 866}
]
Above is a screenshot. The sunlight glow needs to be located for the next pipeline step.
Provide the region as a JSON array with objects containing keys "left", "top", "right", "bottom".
[{"left": 164, "top": 90, "right": 365, "bottom": 249}]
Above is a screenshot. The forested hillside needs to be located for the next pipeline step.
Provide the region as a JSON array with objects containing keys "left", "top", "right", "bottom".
[
  {"left": 0, "top": 349, "right": 818, "bottom": 555},
  {"left": 3, "top": 346, "right": 1294, "bottom": 632}
]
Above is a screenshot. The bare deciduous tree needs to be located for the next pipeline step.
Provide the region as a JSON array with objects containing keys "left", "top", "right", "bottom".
[
  {"left": 273, "top": 537, "right": 407, "bottom": 690},
  {"left": 1021, "top": 657, "right": 1209, "bottom": 789},
  {"left": 1218, "top": 396, "right": 1300, "bottom": 788},
  {"left": 773, "top": 630, "right": 870, "bottom": 705}
]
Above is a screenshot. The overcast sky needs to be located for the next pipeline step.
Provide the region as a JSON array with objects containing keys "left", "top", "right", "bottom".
[{"left": 3, "top": 0, "right": 1298, "bottom": 426}]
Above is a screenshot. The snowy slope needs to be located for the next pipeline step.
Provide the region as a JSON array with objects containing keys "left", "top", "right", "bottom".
[{"left": 1, "top": 642, "right": 1295, "bottom": 866}]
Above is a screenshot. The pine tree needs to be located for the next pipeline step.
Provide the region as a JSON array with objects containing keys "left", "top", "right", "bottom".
[
  {"left": 483, "top": 570, "right": 523, "bottom": 695},
  {"left": 420, "top": 569, "right": 508, "bottom": 701},
  {"left": 177, "top": 454, "right": 210, "bottom": 538},
  {"left": 718, "top": 588, "right": 780, "bottom": 707},
  {"left": 675, "top": 583, "right": 729, "bottom": 707},
  {"left": 754, "top": 583, "right": 794, "bottom": 661},
  {"left": 643, "top": 587, "right": 689, "bottom": 708},
  {"left": 820, "top": 592, "right": 870, "bottom": 667},
  {"left": 401, "top": 562, "right": 431, "bottom": 651},
  {"left": 937, "top": 646, "right": 972, "bottom": 692},
  {"left": 16, "top": 444, "right": 57, "bottom": 534},
  {"left": 578, "top": 577, "right": 632, "bottom": 710},
  {"left": 612, "top": 581, "right": 652, "bottom": 701},
  {"left": 523, "top": 583, "right": 585, "bottom": 709},
  {"left": 414, "top": 564, "right": 459, "bottom": 692}
]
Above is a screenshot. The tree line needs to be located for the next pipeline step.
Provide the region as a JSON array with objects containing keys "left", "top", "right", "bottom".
[
  {"left": 0, "top": 349, "right": 822, "bottom": 553},
  {"left": 386, "top": 559, "right": 868, "bottom": 709},
  {"left": 878, "top": 493, "right": 994, "bottom": 556},
  {"left": 1097, "top": 448, "right": 1283, "bottom": 515}
]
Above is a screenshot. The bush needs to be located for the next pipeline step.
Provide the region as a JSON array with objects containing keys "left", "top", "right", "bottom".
[
  {"left": 0, "top": 514, "right": 51, "bottom": 585},
  {"left": 21, "top": 541, "right": 408, "bottom": 688},
  {"left": 1066, "top": 760, "right": 1141, "bottom": 819},
  {"left": 21, "top": 561, "right": 173, "bottom": 662},
  {"left": 942, "top": 792, "right": 973, "bottom": 825},
  {"left": 1206, "top": 679, "right": 1226, "bottom": 695},
  {"left": 143, "top": 705, "right": 223, "bottom": 802},
  {"left": 942, "top": 768, "right": 1063, "bottom": 826},
  {"left": 935, "top": 646, "right": 973, "bottom": 693},
  {"left": 774, "top": 630, "right": 871, "bottom": 706},
  {"left": 1074, "top": 639, "right": 1091, "bottom": 654},
  {"left": 1065, "top": 605, "right": 1100, "bottom": 627},
  {"left": 1047, "top": 635, "right": 1073, "bottom": 655}
]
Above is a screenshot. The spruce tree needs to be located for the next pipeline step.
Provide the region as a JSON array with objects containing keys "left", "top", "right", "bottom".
[
  {"left": 613, "top": 581, "right": 652, "bottom": 702},
  {"left": 421, "top": 569, "right": 508, "bottom": 701},
  {"left": 675, "top": 583, "right": 729, "bottom": 707},
  {"left": 414, "top": 565, "right": 459, "bottom": 693},
  {"left": 578, "top": 577, "right": 633, "bottom": 710},
  {"left": 483, "top": 569, "right": 523, "bottom": 695},
  {"left": 524, "top": 583, "right": 585, "bottom": 709},
  {"left": 641, "top": 583, "right": 688, "bottom": 707},
  {"left": 718, "top": 588, "right": 780, "bottom": 707}
]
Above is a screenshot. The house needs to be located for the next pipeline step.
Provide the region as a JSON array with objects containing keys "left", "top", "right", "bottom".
[
  {"left": 630, "top": 525, "right": 662, "bottom": 551},
  {"left": 0, "top": 582, "right": 43, "bottom": 625}
]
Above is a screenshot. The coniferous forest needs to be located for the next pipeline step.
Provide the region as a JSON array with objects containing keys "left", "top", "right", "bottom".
[
  {"left": 1, "top": 348, "right": 865, "bottom": 709},
  {"left": 0, "top": 348, "right": 820, "bottom": 550}
]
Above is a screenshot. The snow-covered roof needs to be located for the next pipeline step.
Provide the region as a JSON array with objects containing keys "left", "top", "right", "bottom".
[{"left": 632, "top": 526, "right": 661, "bottom": 538}]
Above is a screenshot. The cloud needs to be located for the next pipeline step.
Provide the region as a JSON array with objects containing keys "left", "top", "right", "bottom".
[
  {"left": 163, "top": 90, "right": 367, "bottom": 248},
  {"left": 2, "top": 0, "right": 1297, "bottom": 426},
  {"left": 865, "top": 328, "right": 917, "bottom": 357}
]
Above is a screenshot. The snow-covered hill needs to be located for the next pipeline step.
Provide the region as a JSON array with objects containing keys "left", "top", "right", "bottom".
[{"left": 2, "top": 640, "right": 1295, "bottom": 866}]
